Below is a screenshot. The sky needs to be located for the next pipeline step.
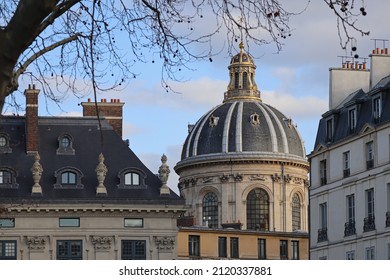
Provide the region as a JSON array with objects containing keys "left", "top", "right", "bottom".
[{"left": 6, "top": 0, "right": 390, "bottom": 194}]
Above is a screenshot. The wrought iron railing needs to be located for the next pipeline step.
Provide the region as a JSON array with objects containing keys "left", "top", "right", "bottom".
[
  {"left": 344, "top": 220, "right": 356, "bottom": 237},
  {"left": 363, "top": 215, "right": 375, "bottom": 232},
  {"left": 317, "top": 228, "right": 328, "bottom": 243}
]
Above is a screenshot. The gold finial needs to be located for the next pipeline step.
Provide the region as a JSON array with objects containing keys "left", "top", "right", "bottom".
[{"left": 239, "top": 42, "right": 244, "bottom": 52}]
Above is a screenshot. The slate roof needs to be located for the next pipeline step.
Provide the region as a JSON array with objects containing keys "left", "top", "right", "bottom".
[
  {"left": 313, "top": 76, "right": 390, "bottom": 150},
  {"left": 0, "top": 115, "right": 184, "bottom": 205}
]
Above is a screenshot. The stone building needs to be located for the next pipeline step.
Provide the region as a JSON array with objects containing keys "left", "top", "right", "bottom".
[
  {"left": 175, "top": 43, "right": 310, "bottom": 260},
  {"left": 0, "top": 87, "right": 185, "bottom": 260},
  {"left": 309, "top": 44, "right": 390, "bottom": 259}
]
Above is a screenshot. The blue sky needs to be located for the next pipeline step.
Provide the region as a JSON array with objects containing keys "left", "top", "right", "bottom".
[{"left": 6, "top": 0, "right": 390, "bottom": 194}]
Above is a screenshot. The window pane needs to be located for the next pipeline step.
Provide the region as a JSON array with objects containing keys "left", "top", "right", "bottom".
[
  {"left": 132, "top": 173, "right": 139, "bottom": 185},
  {"left": 246, "top": 189, "right": 269, "bottom": 231},
  {"left": 203, "top": 192, "right": 218, "bottom": 228},
  {"left": 59, "top": 218, "right": 80, "bottom": 227},
  {"left": 0, "top": 137, "right": 6, "bottom": 146},
  {"left": 218, "top": 237, "right": 227, "bottom": 257},
  {"left": 124, "top": 218, "right": 143, "bottom": 228},
  {"left": 292, "top": 194, "right": 301, "bottom": 230}
]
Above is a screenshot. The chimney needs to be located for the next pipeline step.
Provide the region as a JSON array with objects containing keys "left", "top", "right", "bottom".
[
  {"left": 25, "top": 85, "right": 40, "bottom": 154},
  {"left": 369, "top": 47, "right": 390, "bottom": 89},
  {"left": 81, "top": 98, "right": 124, "bottom": 137},
  {"left": 328, "top": 64, "right": 370, "bottom": 110}
]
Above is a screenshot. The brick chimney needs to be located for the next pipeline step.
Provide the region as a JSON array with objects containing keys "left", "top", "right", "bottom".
[
  {"left": 25, "top": 84, "right": 40, "bottom": 154},
  {"left": 81, "top": 98, "right": 124, "bottom": 137}
]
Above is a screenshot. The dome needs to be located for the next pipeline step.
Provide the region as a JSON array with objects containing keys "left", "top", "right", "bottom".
[
  {"left": 176, "top": 43, "right": 306, "bottom": 169},
  {"left": 180, "top": 101, "right": 306, "bottom": 161}
]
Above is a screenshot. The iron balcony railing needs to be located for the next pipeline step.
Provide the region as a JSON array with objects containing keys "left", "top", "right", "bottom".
[
  {"left": 344, "top": 220, "right": 356, "bottom": 237},
  {"left": 363, "top": 215, "right": 375, "bottom": 232},
  {"left": 317, "top": 228, "right": 328, "bottom": 243}
]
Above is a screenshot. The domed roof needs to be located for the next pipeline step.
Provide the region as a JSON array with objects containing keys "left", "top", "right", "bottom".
[{"left": 176, "top": 43, "right": 306, "bottom": 168}]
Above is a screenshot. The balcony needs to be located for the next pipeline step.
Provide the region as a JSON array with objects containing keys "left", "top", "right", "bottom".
[
  {"left": 343, "top": 168, "right": 350, "bottom": 178},
  {"left": 386, "top": 211, "right": 390, "bottom": 227},
  {"left": 317, "top": 228, "right": 328, "bottom": 243},
  {"left": 344, "top": 220, "right": 356, "bottom": 237},
  {"left": 366, "top": 159, "right": 374, "bottom": 170},
  {"left": 320, "top": 177, "right": 327, "bottom": 186},
  {"left": 363, "top": 215, "right": 376, "bottom": 232}
]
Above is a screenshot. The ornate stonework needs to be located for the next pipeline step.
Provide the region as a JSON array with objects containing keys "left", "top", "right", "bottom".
[
  {"left": 26, "top": 236, "right": 47, "bottom": 251},
  {"left": 95, "top": 153, "right": 108, "bottom": 196},
  {"left": 91, "top": 236, "right": 113, "bottom": 250},
  {"left": 158, "top": 154, "right": 171, "bottom": 195},
  {"left": 154, "top": 236, "right": 175, "bottom": 251},
  {"left": 31, "top": 152, "right": 43, "bottom": 196}
]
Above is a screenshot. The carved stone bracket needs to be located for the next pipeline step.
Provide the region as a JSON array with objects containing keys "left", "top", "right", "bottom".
[
  {"left": 91, "top": 236, "right": 113, "bottom": 251},
  {"left": 220, "top": 174, "right": 229, "bottom": 183},
  {"left": 154, "top": 236, "right": 175, "bottom": 252},
  {"left": 26, "top": 236, "right": 47, "bottom": 251},
  {"left": 271, "top": 174, "right": 281, "bottom": 183},
  {"left": 233, "top": 173, "right": 243, "bottom": 182}
]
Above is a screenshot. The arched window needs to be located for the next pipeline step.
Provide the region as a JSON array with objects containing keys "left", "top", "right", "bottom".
[
  {"left": 243, "top": 72, "right": 248, "bottom": 89},
  {"left": 61, "top": 171, "right": 76, "bottom": 185},
  {"left": 0, "top": 133, "right": 12, "bottom": 153},
  {"left": 234, "top": 72, "right": 239, "bottom": 89},
  {"left": 0, "top": 168, "right": 18, "bottom": 188},
  {"left": 246, "top": 188, "right": 269, "bottom": 231},
  {"left": 202, "top": 192, "right": 218, "bottom": 228},
  {"left": 54, "top": 167, "right": 83, "bottom": 188},
  {"left": 57, "top": 134, "right": 75, "bottom": 155},
  {"left": 118, "top": 168, "right": 146, "bottom": 189},
  {"left": 124, "top": 172, "right": 140, "bottom": 186},
  {"left": 292, "top": 194, "right": 301, "bottom": 230}
]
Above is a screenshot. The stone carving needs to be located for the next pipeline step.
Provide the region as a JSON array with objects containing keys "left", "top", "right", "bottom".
[
  {"left": 158, "top": 154, "right": 171, "bottom": 195},
  {"left": 220, "top": 174, "right": 229, "bottom": 183},
  {"left": 26, "top": 236, "right": 47, "bottom": 251},
  {"left": 202, "top": 177, "right": 215, "bottom": 183},
  {"left": 209, "top": 115, "right": 219, "bottom": 127},
  {"left": 293, "top": 177, "right": 304, "bottom": 185},
  {"left": 284, "top": 174, "right": 292, "bottom": 183},
  {"left": 249, "top": 174, "right": 266, "bottom": 181},
  {"left": 154, "top": 236, "right": 175, "bottom": 251},
  {"left": 233, "top": 173, "right": 243, "bottom": 182},
  {"left": 271, "top": 174, "right": 281, "bottom": 183},
  {"left": 95, "top": 153, "right": 108, "bottom": 196},
  {"left": 91, "top": 236, "right": 113, "bottom": 250},
  {"left": 250, "top": 112, "right": 260, "bottom": 125},
  {"left": 31, "top": 152, "right": 43, "bottom": 196}
]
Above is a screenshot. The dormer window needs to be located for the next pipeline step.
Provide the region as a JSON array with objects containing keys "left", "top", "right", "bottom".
[
  {"left": 57, "top": 134, "right": 75, "bottom": 155},
  {"left": 54, "top": 167, "right": 84, "bottom": 188},
  {"left": 125, "top": 172, "right": 140, "bottom": 186},
  {"left": 326, "top": 118, "right": 334, "bottom": 142},
  {"left": 0, "top": 133, "right": 12, "bottom": 154},
  {"left": 118, "top": 168, "right": 146, "bottom": 189},
  {"left": 373, "top": 96, "right": 382, "bottom": 123},
  {"left": 348, "top": 108, "right": 357, "bottom": 133},
  {"left": 209, "top": 115, "right": 219, "bottom": 127},
  {"left": 0, "top": 168, "right": 18, "bottom": 188}
]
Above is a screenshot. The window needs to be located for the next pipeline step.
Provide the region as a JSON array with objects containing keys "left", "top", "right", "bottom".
[
  {"left": 230, "top": 238, "right": 239, "bottom": 259},
  {"left": 56, "top": 134, "right": 75, "bottom": 155},
  {"left": 366, "top": 141, "right": 374, "bottom": 169},
  {"left": 118, "top": 168, "right": 146, "bottom": 189},
  {"left": 54, "top": 167, "right": 84, "bottom": 189},
  {"left": 124, "top": 218, "right": 143, "bottom": 228},
  {"left": 373, "top": 96, "right": 381, "bottom": 121},
  {"left": 218, "top": 237, "right": 227, "bottom": 258},
  {"left": 320, "top": 160, "right": 327, "bottom": 185},
  {"left": 234, "top": 72, "right": 239, "bottom": 89},
  {"left": 0, "top": 133, "right": 12, "bottom": 153},
  {"left": 56, "top": 240, "right": 82, "bottom": 260},
  {"left": 243, "top": 72, "right": 248, "bottom": 89},
  {"left": 246, "top": 188, "right": 269, "bottom": 231},
  {"left": 121, "top": 240, "right": 146, "bottom": 260},
  {"left": 0, "top": 168, "right": 18, "bottom": 188},
  {"left": 348, "top": 108, "right": 357, "bottom": 133},
  {"left": 59, "top": 218, "right": 80, "bottom": 227},
  {"left": 318, "top": 202, "right": 328, "bottom": 242},
  {"left": 326, "top": 118, "right": 333, "bottom": 142},
  {"left": 202, "top": 192, "right": 218, "bottom": 228},
  {"left": 258, "top": 239, "right": 266, "bottom": 259},
  {"left": 188, "top": 235, "right": 200, "bottom": 257},
  {"left": 345, "top": 194, "right": 356, "bottom": 236},
  {"left": 292, "top": 241, "right": 299, "bottom": 260},
  {"left": 292, "top": 194, "right": 301, "bottom": 231},
  {"left": 387, "top": 184, "right": 390, "bottom": 227},
  {"left": 343, "top": 151, "right": 350, "bottom": 177},
  {"left": 61, "top": 171, "right": 76, "bottom": 184},
  {"left": 280, "top": 240, "right": 288, "bottom": 260},
  {"left": 0, "top": 218, "right": 15, "bottom": 228},
  {"left": 125, "top": 172, "right": 140, "bottom": 186},
  {"left": 0, "top": 241, "right": 17, "bottom": 260},
  {"left": 364, "top": 188, "right": 375, "bottom": 232},
  {"left": 388, "top": 243, "right": 390, "bottom": 260},
  {"left": 365, "top": 246, "right": 375, "bottom": 260},
  {"left": 0, "top": 170, "right": 12, "bottom": 184},
  {"left": 346, "top": 250, "right": 355, "bottom": 260}
]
